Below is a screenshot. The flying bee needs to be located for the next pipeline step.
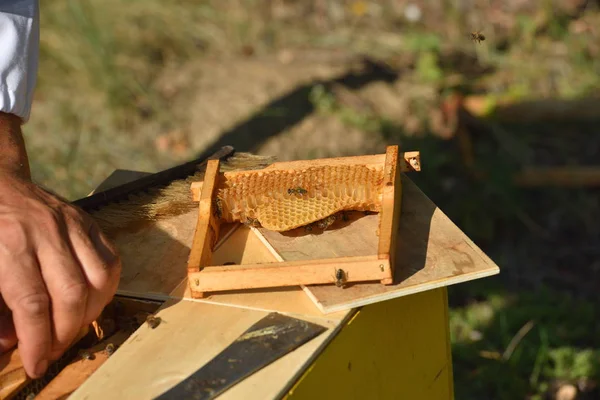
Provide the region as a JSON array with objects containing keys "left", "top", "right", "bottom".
[
  {"left": 316, "top": 215, "right": 337, "bottom": 230},
  {"left": 287, "top": 187, "right": 308, "bottom": 195},
  {"left": 334, "top": 269, "right": 348, "bottom": 288},
  {"left": 470, "top": 30, "right": 485, "bottom": 44}
]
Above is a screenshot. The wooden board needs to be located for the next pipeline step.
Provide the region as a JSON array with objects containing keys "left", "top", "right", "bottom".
[
  {"left": 257, "top": 174, "right": 499, "bottom": 313},
  {"left": 69, "top": 298, "right": 349, "bottom": 400}
]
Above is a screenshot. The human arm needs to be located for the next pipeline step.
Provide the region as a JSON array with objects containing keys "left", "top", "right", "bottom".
[{"left": 0, "top": 1, "right": 121, "bottom": 379}]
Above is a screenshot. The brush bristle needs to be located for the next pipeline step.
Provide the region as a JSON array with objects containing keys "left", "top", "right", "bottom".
[{"left": 90, "top": 152, "right": 277, "bottom": 237}]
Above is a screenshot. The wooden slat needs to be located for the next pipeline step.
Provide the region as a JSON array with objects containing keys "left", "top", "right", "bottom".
[
  {"left": 189, "top": 151, "right": 420, "bottom": 201},
  {"left": 0, "top": 327, "right": 90, "bottom": 399},
  {"left": 35, "top": 331, "right": 131, "bottom": 400},
  {"left": 376, "top": 145, "right": 401, "bottom": 284},
  {"left": 515, "top": 167, "right": 600, "bottom": 187},
  {"left": 0, "top": 348, "right": 29, "bottom": 399},
  {"left": 189, "top": 256, "right": 390, "bottom": 293},
  {"left": 187, "top": 159, "right": 221, "bottom": 273}
]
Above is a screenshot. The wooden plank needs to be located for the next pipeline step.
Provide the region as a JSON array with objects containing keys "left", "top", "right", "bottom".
[
  {"left": 301, "top": 175, "right": 499, "bottom": 313},
  {"left": 0, "top": 327, "right": 90, "bottom": 400},
  {"left": 376, "top": 145, "right": 401, "bottom": 284},
  {"left": 188, "top": 256, "right": 390, "bottom": 292},
  {"left": 0, "top": 348, "right": 29, "bottom": 399},
  {"left": 189, "top": 151, "right": 420, "bottom": 201},
  {"left": 35, "top": 330, "right": 131, "bottom": 400},
  {"left": 69, "top": 300, "right": 349, "bottom": 400},
  {"left": 258, "top": 212, "right": 378, "bottom": 260},
  {"left": 515, "top": 167, "right": 600, "bottom": 187},
  {"left": 111, "top": 209, "right": 198, "bottom": 298},
  {"left": 187, "top": 159, "right": 221, "bottom": 273}
]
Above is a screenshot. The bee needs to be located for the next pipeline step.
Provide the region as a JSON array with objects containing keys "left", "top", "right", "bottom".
[
  {"left": 334, "top": 268, "right": 348, "bottom": 288},
  {"left": 214, "top": 197, "right": 223, "bottom": 219},
  {"left": 316, "top": 215, "right": 337, "bottom": 230},
  {"left": 105, "top": 343, "right": 116, "bottom": 356},
  {"left": 287, "top": 187, "right": 308, "bottom": 195},
  {"left": 304, "top": 224, "right": 314, "bottom": 233},
  {"left": 340, "top": 211, "right": 350, "bottom": 222},
  {"left": 146, "top": 315, "right": 162, "bottom": 329},
  {"left": 78, "top": 349, "right": 95, "bottom": 360},
  {"left": 408, "top": 157, "right": 420, "bottom": 170},
  {"left": 470, "top": 30, "right": 485, "bottom": 44},
  {"left": 243, "top": 217, "right": 261, "bottom": 227}
]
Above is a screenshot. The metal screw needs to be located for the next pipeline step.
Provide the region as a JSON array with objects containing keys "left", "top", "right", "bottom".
[
  {"left": 194, "top": 278, "right": 200, "bottom": 286},
  {"left": 379, "top": 264, "right": 384, "bottom": 271}
]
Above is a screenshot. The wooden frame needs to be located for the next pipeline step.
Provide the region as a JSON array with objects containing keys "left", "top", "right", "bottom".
[{"left": 186, "top": 145, "right": 411, "bottom": 299}]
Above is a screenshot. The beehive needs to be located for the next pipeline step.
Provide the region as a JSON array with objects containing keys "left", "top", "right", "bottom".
[{"left": 215, "top": 164, "right": 385, "bottom": 231}]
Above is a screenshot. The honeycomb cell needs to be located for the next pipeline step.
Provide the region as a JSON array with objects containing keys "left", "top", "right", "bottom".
[{"left": 215, "top": 164, "right": 384, "bottom": 231}]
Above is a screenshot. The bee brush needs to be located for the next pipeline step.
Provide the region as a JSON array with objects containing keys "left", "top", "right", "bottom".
[{"left": 78, "top": 149, "right": 276, "bottom": 238}]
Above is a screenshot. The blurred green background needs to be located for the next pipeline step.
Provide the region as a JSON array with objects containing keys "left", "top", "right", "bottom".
[{"left": 26, "top": 1, "right": 600, "bottom": 398}]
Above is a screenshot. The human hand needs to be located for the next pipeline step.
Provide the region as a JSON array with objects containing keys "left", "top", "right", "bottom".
[{"left": 0, "top": 171, "right": 121, "bottom": 378}]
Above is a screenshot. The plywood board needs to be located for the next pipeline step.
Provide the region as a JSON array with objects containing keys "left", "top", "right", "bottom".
[
  {"left": 69, "top": 299, "right": 348, "bottom": 400},
  {"left": 258, "top": 211, "right": 379, "bottom": 260},
  {"left": 260, "top": 175, "right": 499, "bottom": 313}
]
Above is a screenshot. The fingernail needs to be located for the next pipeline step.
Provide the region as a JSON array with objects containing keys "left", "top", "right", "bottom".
[{"left": 35, "top": 359, "right": 48, "bottom": 377}]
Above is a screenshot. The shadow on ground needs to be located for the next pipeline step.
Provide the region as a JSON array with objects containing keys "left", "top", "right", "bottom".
[{"left": 195, "top": 57, "right": 399, "bottom": 161}]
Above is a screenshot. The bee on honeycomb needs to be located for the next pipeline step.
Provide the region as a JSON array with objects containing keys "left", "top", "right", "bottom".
[
  {"left": 244, "top": 216, "right": 261, "bottom": 227},
  {"left": 287, "top": 187, "right": 308, "bottom": 196},
  {"left": 316, "top": 214, "right": 337, "bottom": 230}
]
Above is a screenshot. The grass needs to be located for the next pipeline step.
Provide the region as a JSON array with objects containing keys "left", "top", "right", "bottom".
[{"left": 27, "top": 1, "right": 600, "bottom": 398}]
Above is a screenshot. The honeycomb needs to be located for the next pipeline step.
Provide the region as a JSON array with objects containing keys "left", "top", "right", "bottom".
[{"left": 215, "top": 164, "right": 384, "bottom": 231}]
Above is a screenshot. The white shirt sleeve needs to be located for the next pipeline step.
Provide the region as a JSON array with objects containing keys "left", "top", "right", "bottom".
[{"left": 0, "top": 0, "right": 39, "bottom": 122}]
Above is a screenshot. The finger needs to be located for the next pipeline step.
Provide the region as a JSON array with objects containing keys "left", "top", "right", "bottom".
[
  {"left": 64, "top": 213, "right": 121, "bottom": 325},
  {"left": 0, "top": 253, "right": 52, "bottom": 379},
  {"left": 36, "top": 217, "right": 88, "bottom": 361},
  {"left": 0, "top": 296, "right": 17, "bottom": 352}
]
